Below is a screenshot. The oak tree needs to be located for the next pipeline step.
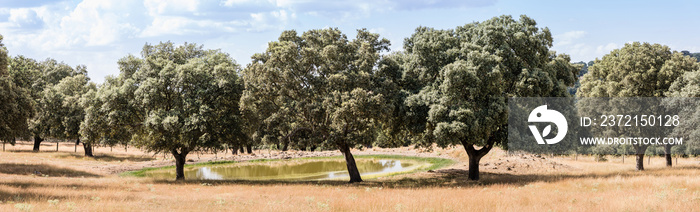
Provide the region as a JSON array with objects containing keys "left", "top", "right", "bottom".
[
  {"left": 10, "top": 56, "right": 85, "bottom": 152},
  {"left": 665, "top": 70, "right": 700, "bottom": 157},
  {"left": 392, "top": 15, "right": 579, "bottom": 180},
  {"left": 43, "top": 73, "right": 95, "bottom": 155},
  {"left": 578, "top": 42, "right": 698, "bottom": 169},
  {"left": 110, "top": 42, "right": 245, "bottom": 180},
  {"left": 0, "top": 35, "right": 33, "bottom": 149},
  {"left": 241, "top": 28, "right": 391, "bottom": 183}
]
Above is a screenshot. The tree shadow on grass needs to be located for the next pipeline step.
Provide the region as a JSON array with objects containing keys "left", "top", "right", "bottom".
[
  {"left": 0, "top": 187, "right": 140, "bottom": 203},
  {"left": 0, "top": 189, "right": 73, "bottom": 202},
  {"left": 6, "top": 149, "right": 56, "bottom": 153},
  {"left": 0, "top": 163, "right": 101, "bottom": 178},
  {"left": 88, "top": 154, "right": 153, "bottom": 162},
  {"left": 0, "top": 181, "right": 110, "bottom": 190},
  {"left": 149, "top": 165, "right": 700, "bottom": 189}
]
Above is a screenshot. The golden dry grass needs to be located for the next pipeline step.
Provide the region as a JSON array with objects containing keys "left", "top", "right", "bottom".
[{"left": 0, "top": 141, "right": 699, "bottom": 211}]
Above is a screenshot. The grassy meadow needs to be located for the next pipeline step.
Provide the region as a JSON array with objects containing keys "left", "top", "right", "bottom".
[{"left": 0, "top": 141, "right": 699, "bottom": 211}]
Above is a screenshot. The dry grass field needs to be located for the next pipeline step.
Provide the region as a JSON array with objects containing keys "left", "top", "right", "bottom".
[{"left": 1, "top": 141, "right": 699, "bottom": 211}]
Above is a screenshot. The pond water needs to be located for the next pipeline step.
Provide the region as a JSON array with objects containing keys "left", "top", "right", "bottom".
[{"left": 144, "top": 159, "right": 426, "bottom": 180}]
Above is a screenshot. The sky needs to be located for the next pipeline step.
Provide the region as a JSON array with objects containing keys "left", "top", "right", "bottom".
[{"left": 1, "top": 0, "right": 699, "bottom": 83}]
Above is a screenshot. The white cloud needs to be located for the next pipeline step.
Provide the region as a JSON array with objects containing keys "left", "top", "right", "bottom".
[
  {"left": 552, "top": 30, "right": 592, "bottom": 61},
  {"left": 386, "top": 0, "right": 497, "bottom": 10},
  {"left": 143, "top": 0, "right": 200, "bottom": 16},
  {"left": 221, "top": 0, "right": 251, "bottom": 6},
  {"left": 0, "top": 0, "right": 500, "bottom": 83},
  {"left": 248, "top": 9, "right": 293, "bottom": 32},
  {"left": 57, "top": 0, "right": 142, "bottom": 46},
  {"left": 596, "top": 43, "right": 620, "bottom": 55},
  {"left": 0, "top": 0, "right": 151, "bottom": 83},
  {"left": 551, "top": 31, "right": 625, "bottom": 62},
  {"left": 140, "top": 16, "right": 195, "bottom": 37},
  {"left": 554, "top": 30, "right": 585, "bottom": 46},
  {"left": 2, "top": 0, "right": 147, "bottom": 49},
  {"left": 7, "top": 8, "right": 43, "bottom": 28}
]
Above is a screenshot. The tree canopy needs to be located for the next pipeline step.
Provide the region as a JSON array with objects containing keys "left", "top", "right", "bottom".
[
  {"left": 241, "top": 28, "right": 391, "bottom": 182},
  {"left": 665, "top": 70, "right": 700, "bottom": 156},
  {"left": 24, "top": 59, "right": 88, "bottom": 151},
  {"left": 93, "top": 42, "right": 246, "bottom": 180},
  {"left": 577, "top": 42, "right": 699, "bottom": 169},
  {"left": 0, "top": 34, "right": 33, "bottom": 145},
  {"left": 80, "top": 56, "right": 145, "bottom": 155},
  {"left": 387, "top": 15, "right": 579, "bottom": 180},
  {"left": 578, "top": 42, "right": 696, "bottom": 98}
]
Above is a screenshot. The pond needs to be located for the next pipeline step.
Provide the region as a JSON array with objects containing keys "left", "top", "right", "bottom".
[{"left": 143, "top": 158, "right": 430, "bottom": 181}]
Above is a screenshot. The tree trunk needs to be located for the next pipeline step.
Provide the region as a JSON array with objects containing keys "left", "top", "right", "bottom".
[
  {"left": 634, "top": 145, "right": 648, "bottom": 171},
  {"left": 462, "top": 139, "right": 493, "bottom": 181},
  {"left": 171, "top": 148, "right": 189, "bottom": 181},
  {"left": 467, "top": 153, "right": 482, "bottom": 180},
  {"left": 83, "top": 141, "right": 94, "bottom": 157},
  {"left": 282, "top": 140, "right": 289, "bottom": 152},
  {"left": 33, "top": 135, "right": 43, "bottom": 152},
  {"left": 239, "top": 146, "right": 245, "bottom": 154},
  {"left": 338, "top": 142, "right": 362, "bottom": 183},
  {"left": 246, "top": 145, "right": 252, "bottom": 154},
  {"left": 56, "top": 140, "right": 59, "bottom": 151},
  {"left": 664, "top": 145, "right": 672, "bottom": 167},
  {"left": 230, "top": 146, "right": 238, "bottom": 155},
  {"left": 75, "top": 139, "right": 78, "bottom": 152}
]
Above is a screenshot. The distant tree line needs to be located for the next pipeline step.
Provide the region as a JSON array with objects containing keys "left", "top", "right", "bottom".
[{"left": 681, "top": 50, "right": 700, "bottom": 62}]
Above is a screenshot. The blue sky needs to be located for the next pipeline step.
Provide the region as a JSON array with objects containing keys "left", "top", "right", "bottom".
[{"left": 1, "top": 0, "right": 699, "bottom": 83}]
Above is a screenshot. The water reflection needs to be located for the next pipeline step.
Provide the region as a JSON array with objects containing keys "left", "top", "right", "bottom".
[
  {"left": 146, "top": 159, "right": 422, "bottom": 180},
  {"left": 197, "top": 167, "right": 224, "bottom": 180}
]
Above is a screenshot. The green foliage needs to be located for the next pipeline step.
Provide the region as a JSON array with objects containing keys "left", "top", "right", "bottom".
[
  {"left": 578, "top": 42, "right": 697, "bottom": 97},
  {"left": 30, "top": 62, "right": 90, "bottom": 141},
  {"left": 100, "top": 41, "right": 246, "bottom": 156},
  {"left": 7, "top": 53, "right": 88, "bottom": 144},
  {"left": 666, "top": 70, "right": 700, "bottom": 155},
  {"left": 680, "top": 50, "right": 700, "bottom": 62},
  {"left": 577, "top": 43, "right": 698, "bottom": 149},
  {"left": 661, "top": 56, "right": 700, "bottom": 156},
  {"left": 578, "top": 42, "right": 698, "bottom": 169},
  {"left": 0, "top": 34, "right": 33, "bottom": 143},
  {"left": 241, "top": 28, "right": 391, "bottom": 151},
  {"left": 380, "top": 15, "right": 579, "bottom": 180},
  {"left": 397, "top": 15, "right": 578, "bottom": 149},
  {"left": 80, "top": 56, "right": 145, "bottom": 148},
  {"left": 8, "top": 56, "right": 41, "bottom": 98},
  {"left": 567, "top": 61, "right": 592, "bottom": 95},
  {"left": 668, "top": 69, "right": 700, "bottom": 97},
  {"left": 43, "top": 74, "right": 95, "bottom": 141}
]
